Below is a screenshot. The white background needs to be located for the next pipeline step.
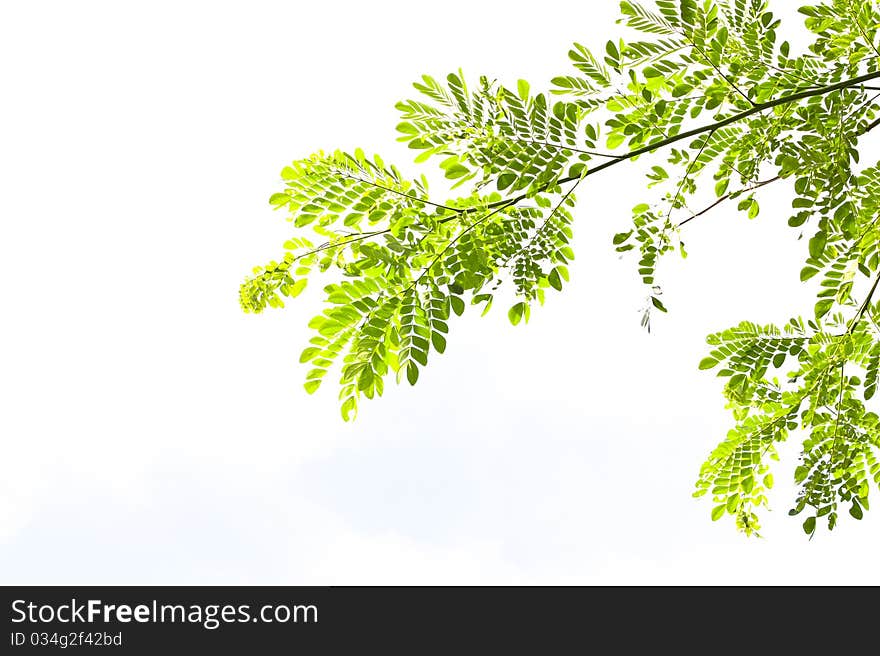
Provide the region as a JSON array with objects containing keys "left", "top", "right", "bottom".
[{"left": 2, "top": 1, "right": 878, "bottom": 584}]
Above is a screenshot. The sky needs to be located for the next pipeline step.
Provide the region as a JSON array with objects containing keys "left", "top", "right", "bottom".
[{"left": 2, "top": 0, "right": 879, "bottom": 585}]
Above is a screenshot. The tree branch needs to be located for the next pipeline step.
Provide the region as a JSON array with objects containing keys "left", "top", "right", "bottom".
[
  {"left": 484, "top": 70, "right": 880, "bottom": 212},
  {"left": 264, "top": 71, "right": 880, "bottom": 285}
]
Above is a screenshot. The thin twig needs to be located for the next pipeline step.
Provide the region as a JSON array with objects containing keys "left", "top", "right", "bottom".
[
  {"left": 678, "top": 176, "right": 781, "bottom": 227},
  {"left": 333, "top": 170, "right": 462, "bottom": 213},
  {"left": 507, "top": 137, "right": 622, "bottom": 159},
  {"left": 413, "top": 198, "right": 520, "bottom": 286},
  {"left": 665, "top": 130, "right": 714, "bottom": 226},
  {"left": 689, "top": 39, "right": 756, "bottom": 107},
  {"left": 847, "top": 270, "right": 880, "bottom": 334},
  {"left": 502, "top": 177, "right": 583, "bottom": 269}
]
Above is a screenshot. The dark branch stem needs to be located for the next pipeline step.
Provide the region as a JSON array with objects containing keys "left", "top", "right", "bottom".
[
  {"left": 677, "top": 87, "right": 880, "bottom": 230},
  {"left": 484, "top": 70, "right": 880, "bottom": 212},
  {"left": 265, "top": 71, "right": 880, "bottom": 280},
  {"left": 848, "top": 269, "right": 880, "bottom": 334}
]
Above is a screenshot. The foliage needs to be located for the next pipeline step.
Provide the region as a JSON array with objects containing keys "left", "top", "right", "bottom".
[{"left": 241, "top": 0, "right": 880, "bottom": 537}]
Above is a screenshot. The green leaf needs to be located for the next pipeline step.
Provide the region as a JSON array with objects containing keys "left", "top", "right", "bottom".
[
  {"left": 396, "top": 122, "right": 419, "bottom": 135},
  {"left": 497, "top": 173, "right": 517, "bottom": 190},
  {"left": 606, "top": 133, "right": 625, "bottom": 149},
  {"left": 802, "top": 516, "right": 816, "bottom": 535},
  {"left": 269, "top": 193, "right": 289, "bottom": 206},
  {"left": 357, "top": 367, "right": 374, "bottom": 391},
  {"left": 406, "top": 362, "right": 419, "bottom": 386},
  {"left": 341, "top": 397, "right": 357, "bottom": 422},
  {"left": 300, "top": 347, "right": 320, "bottom": 363},
  {"left": 726, "top": 494, "right": 740, "bottom": 513},
  {"left": 672, "top": 84, "right": 692, "bottom": 97},
  {"left": 289, "top": 279, "right": 308, "bottom": 297},
  {"left": 605, "top": 39, "right": 619, "bottom": 61},
  {"left": 808, "top": 231, "right": 827, "bottom": 259},
  {"left": 747, "top": 199, "right": 760, "bottom": 219},
  {"left": 508, "top": 302, "right": 526, "bottom": 326},
  {"left": 814, "top": 299, "right": 834, "bottom": 319}
]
